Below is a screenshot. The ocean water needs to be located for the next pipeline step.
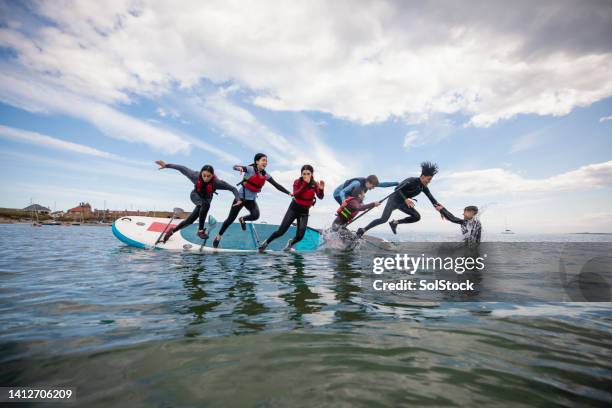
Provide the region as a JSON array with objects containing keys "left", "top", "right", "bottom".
[{"left": 1, "top": 224, "right": 611, "bottom": 407}]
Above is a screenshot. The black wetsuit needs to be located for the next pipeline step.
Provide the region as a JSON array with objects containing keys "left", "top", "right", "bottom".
[
  {"left": 440, "top": 208, "right": 482, "bottom": 246},
  {"left": 166, "top": 164, "right": 240, "bottom": 232},
  {"left": 218, "top": 165, "right": 291, "bottom": 236},
  {"left": 264, "top": 180, "right": 324, "bottom": 246},
  {"left": 363, "top": 177, "right": 438, "bottom": 232}
]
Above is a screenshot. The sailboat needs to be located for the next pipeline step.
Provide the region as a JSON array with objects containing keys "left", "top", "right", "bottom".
[
  {"left": 501, "top": 218, "right": 514, "bottom": 234},
  {"left": 30, "top": 199, "right": 42, "bottom": 227}
]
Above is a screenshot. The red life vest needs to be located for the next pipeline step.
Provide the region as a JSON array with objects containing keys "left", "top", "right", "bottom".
[
  {"left": 293, "top": 179, "right": 317, "bottom": 207},
  {"left": 196, "top": 176, "right": 216, "bottom": 198},
  {"left": 336, "top": 197, "right": 358, "bottom": 221},
  {"left": 242, "top": 167, "right": 267, "bottom": 193}
]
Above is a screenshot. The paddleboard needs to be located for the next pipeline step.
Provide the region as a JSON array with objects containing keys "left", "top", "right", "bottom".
[{"left": 112, "top": 216, "right": 321, "bottom": 252}]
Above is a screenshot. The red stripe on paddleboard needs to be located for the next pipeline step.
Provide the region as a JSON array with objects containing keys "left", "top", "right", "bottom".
[{"left": 147, "top": 222, "right": 178, "bottom": 232}]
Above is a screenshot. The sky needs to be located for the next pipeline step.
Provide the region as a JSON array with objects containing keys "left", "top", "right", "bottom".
[{"left": 0, "top": 0, "right": 611, "bottom": 235}]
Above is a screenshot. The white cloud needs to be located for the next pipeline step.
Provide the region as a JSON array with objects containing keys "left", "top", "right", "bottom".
[
  {"left": 440, "top": 160, "right": 612, "bottom": 196},
  {"left": 600, "top": 115, "right": 612, "bottom": 123},
  {"left": 403, "top": 130, "right": 420, "bottom": 149},
  {"left": 0, "top": 0, "right": 610, "bottom": 127},
  {"left": 0, "top": 68, "right": 240, "bottom": 162},
  {"left": 0, "top": 124, "right": 147, "bottom": 165},
  {"left": 509, "top": 129, "right": 545, "bottom": 153}
]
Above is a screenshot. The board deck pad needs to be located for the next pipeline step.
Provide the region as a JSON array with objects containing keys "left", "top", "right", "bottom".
[
  {"left": 180, "top": 222, "right": 319, "bottom": 251},
  {"left": 112, "top": 216, "right": 320, "bottom": 252}
]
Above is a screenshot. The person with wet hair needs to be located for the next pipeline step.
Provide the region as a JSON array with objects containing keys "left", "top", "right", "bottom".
[
  {"left": 213, "top": 153, "right": 291, "bottom": 248},
  {"left": 154, "top": 160, "right": 241, "bottom": 242},
  {"left": 435, "top": 204, "right": 482, "bottom": 246},
  {"left": 258, "top": 164, "right": 325, "bottom": 252},
  {"left": 357, "top": 161, "right": 441, "bottom": 237}
]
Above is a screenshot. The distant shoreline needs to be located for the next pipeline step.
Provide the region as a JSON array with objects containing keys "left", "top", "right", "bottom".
[{"left": 570, "top": 232, "right": 612, "bottom": 235}]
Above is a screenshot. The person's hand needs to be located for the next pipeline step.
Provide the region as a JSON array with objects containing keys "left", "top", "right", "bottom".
[
  {"left": 374, "top": 201, "right": 381, "bottom": 207},
  {"left": 155, "top": 160, "right": 167, "bottom": 169},
  {"left": 405, "top": 198, "right": 415, "bottom": 208},
  {"left": 233, "top": 200, "right": 243, "bottom": 207},
  {"left": 233, "top": 165, "right": 244, "bottom": 175},
  {"left": 318, "top": 180, "right": 325, "bottom": 189},
  {"left": 434, "top": 203, "right": 444, "bottom": 211}
]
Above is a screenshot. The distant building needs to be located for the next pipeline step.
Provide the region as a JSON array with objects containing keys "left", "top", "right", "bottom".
[
  {"left": 67, "top": 202, "right": 92, "bottom": 220},
  {"left": 50, "top": 210, "right": 65, "bottom": 219},
  {"left": 23, "top": 204, "right": 50, "bottom": 214}
]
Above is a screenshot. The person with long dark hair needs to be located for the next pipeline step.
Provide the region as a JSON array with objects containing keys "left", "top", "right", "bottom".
[
  {"left": 154, "top": 160, "right": 241, "bottom": 242},
  {"left": 357, "top": 162, "right": 441, "bottom": 237},
  {"left": 213, "top": 153, "right": 291, "bottom": 248},
  {"left": 258, "top": 164, "right": 325, "bottom": 252}
]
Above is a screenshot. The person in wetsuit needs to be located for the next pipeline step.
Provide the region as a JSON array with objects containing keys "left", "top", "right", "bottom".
[
  {"left": 213, "top": 153, "right": 291, "bottom": 248},
  {"left": 356, "top": 162, "right": 441, "bottom": 237},
  {"left": 332, "top": 186, "right": 381, "bottom": 231},
  {"left": 435, "top": 204, "right": 482, "bottom": 246},
  {"left": 154, "top": 160, "right": 241, "bottom": 242},
  {"left": 258, "top": 164, "right": 325, "bottom": 252},
  {"left": 333, "top": 175, "right": 398, "bottom": 204}
]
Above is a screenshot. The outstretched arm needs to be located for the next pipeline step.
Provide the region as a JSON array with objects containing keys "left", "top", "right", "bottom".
[
  {"left": 268, "top": 177, "right": 291, "bottom": 195},
  {"left": 215, "top": 179, "right": 242, "bottom": 202},
  {"left": 422, "top": 186, "right": 439, "bottom": 206},
  {"left": 339, "top": 180, "right": 360, "bottom": 201},
  {"left": 437, "top": 206, "right": 463, "bottom": 224},
  {"left": 155, "top": 160, "right": 199, "bottom": 183},
  {"left": 378, "top": 181, "right": 399, "bottom": 188}
]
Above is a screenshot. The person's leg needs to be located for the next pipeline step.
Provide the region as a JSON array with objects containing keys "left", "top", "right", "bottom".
[
  {"left": 163, "top": 205, "right": 199, "bottom": 242},
  {"left": 395, "top": 206, "right": 421, "bottom": 224},
  {"left": 218, "top": 200, "right": 243, "bottom": 236},
  {"left": 196, "top": 202, "right": 211, "bottom": 239},
  {"left": 363, "top": 199, "right": 396, "bottom": 232},
  {"left": 292, "top": 213, "right": 309, "bottom": 245},
  {"left": 174, "top": 205, "right": 200, "bottom": 232},
  {"left": 260, "top": 206, "right": 296, "bottom": 251},
  {"left": 242, "top": 200, "right": 260, "bottom": 221},
  {"left": 197, "top": 202, "right": 211, "bottom": 231}
]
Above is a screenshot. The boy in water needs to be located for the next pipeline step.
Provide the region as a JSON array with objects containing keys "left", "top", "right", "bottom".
[{"left": 435, "top": 204, "right": 482, "bottom": 246}]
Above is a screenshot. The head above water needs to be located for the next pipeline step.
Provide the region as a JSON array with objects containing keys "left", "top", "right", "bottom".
[
  {"left": 419, "top": 161, "right": 438, "bottom": 186},
  {"left": 199, "top": 164, "right": 215, "bottom": 181},
  {"left": 253, "top": 153, "right": 268, "bottom": 171},
  {"left": 351, "top": 186, "right": 366, "bottom": 201},
  {"left": 463, "top": 205, "right": 478, "bottom": 220},
  {"left": 365, "top": 174, "right": 379, "bottom": 190},
  {"left": 301, "top": 164, "right": 314, "bottom": 183}
]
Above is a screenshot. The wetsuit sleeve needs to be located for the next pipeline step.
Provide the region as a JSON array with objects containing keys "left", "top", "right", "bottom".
[
  {"left": 165, "top": 164, "right": 199, "bottom": 183},
  {"left": 292, "top": 179, "right": 308, "bottom": 196},
  {"left": 395, "top": 178, "right": 413, "bottom": 201},
  {"left": 267, "top": 177, "right": 291, "bottom": 195},
  {"left": 348, "top": 200, "right": 375, "bottom": 212},
  {"left": 315, "top": 182, "right": 324, "bottom": 199},
  {"left": 339, "top": 180, "right": 360, "bottom": 201},
  {"left": 440, "top": 207, "right": 464, "bottom": 225},
  {"left": 378, "top": 181, "right": 399, "bottom": 188},
  {"left": 215, "top": 179, "right": 241, "bottom": 201},
  {"left": 422, "top": 186, "right": 439, "bottom": 206},
  {"left": 358, "top": 202, "right": 377, "bottom": 212}
]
